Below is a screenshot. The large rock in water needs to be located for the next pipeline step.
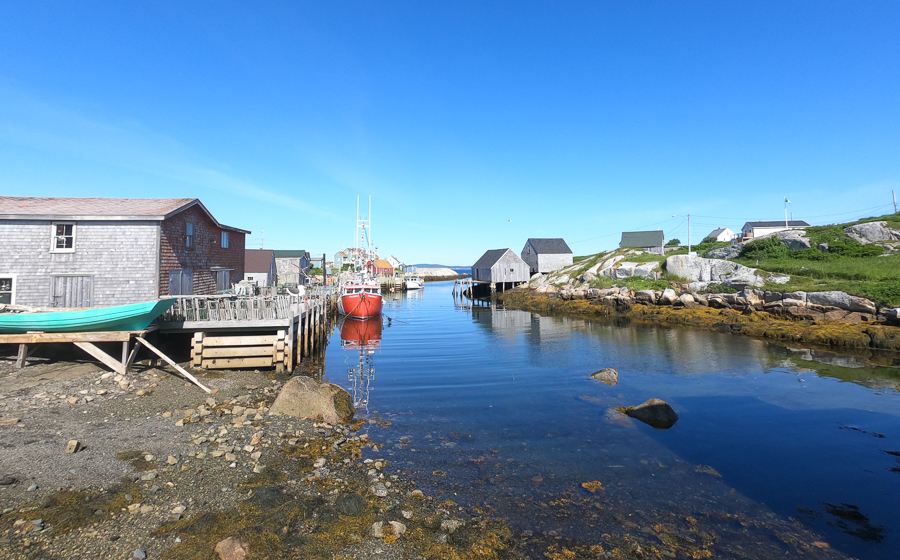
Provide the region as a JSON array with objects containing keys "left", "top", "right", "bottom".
[
  {"left": 618, "top": 398, "right": 679, "bottom": 430},
  {"left": 269, "top": 376, "right": 355, "bottom": 423},
  {"left": 591, "top": 368, "right": 619, "bottom": 385}
]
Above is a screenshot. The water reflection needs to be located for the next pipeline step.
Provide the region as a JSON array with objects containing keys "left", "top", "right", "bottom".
[
  {"left": 324, "top": 282, "right": 900, "bottom": 560},
  {"left": 338, "top": 316, "right": 382, "bottom": 412}
]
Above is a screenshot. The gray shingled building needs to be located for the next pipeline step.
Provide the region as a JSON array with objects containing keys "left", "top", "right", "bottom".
[
  {"left": 521, "top": 238, "right": 573, "bottom": 275},
  {"left": 472, "top": 248, "right": 530, "bottom": 285},
  {"left": 619, "top": 230, "right": 665, "bottom": 254}
]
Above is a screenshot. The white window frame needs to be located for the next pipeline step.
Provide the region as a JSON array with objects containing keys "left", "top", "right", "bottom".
[
  {"left": 221, "top": 231, "right": 230, "bottom": 248},
  {"left": 0, "top": 273, "right": 16, "bottom": 305},
  {"left": 50, "top": 222, "right": 76, "bottom": 253}
]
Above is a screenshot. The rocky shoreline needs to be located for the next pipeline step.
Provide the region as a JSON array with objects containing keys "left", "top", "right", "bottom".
[
  {"left": 0, "top": 358, "right": 515, "bottom": 560},
  {"left": 499, "top": 286, "right": 900, "bottom": 361}
]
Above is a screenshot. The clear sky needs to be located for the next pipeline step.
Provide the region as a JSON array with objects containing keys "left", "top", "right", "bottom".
[{"left": 1, "top": 1, "right": 898, "bottom": 264}]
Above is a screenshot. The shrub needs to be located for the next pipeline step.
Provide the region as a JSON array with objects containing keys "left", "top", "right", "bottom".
[
  {"left": 739, "top": 236, "right": 790, "bottom": 260},
  {"left": 699, "top": 282, "right": 738, "bottom": 294}
]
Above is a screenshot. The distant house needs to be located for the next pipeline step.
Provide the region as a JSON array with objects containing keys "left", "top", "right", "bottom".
[
  {"left": 705, "top": 227, "right": 737, "bottom": 243},
  {"left": 333, "top": 251, "right": 348, "bottom": 270},
  {"left": 619, "top": 231, "right": 665, "bottom": 254},
  {"left": 309, "top": 255, "right": 324, "bottom": 269},
  {"left": 741, "top": 220, "right": 810, "bottom": 241},
  {"left": 274, "top": 250, "right": 311, "bottom": 286},
  {"left": 472, "top": 249, "right": 530, "bottom": 284},
  {"left": 385, "top": 255, "right": 402, "bottom": 269},
  {"left": 244, "top": 249, "right": 276, "bottom": 286},
  {"left": 521, "top": 238, "right": 573, "bottom": 275},
  {"left": 368, "top": 259, "right": 394, "bottom": 275},
  {"left": 0, "top": 196, "right": 248, "bottom": 307}
]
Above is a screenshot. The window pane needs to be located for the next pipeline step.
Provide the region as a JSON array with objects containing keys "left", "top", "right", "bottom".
[
  {"left": 63, "top": 224, "right": 73, "bottom": 235},
  {"left": 0, "top": 293, "right": 10, "bottom": 304},
  {"left": 56, "top": 225, "right": 65, "bottom": 235},
  {"left": 186, "top": 224, "right": 193, "bottom": 235},
  {"left": 0, "top": 278, "right": 11, "bottom": 291},
  {"left": 56, "top": 237, "right": 67, "bottom": 248}
]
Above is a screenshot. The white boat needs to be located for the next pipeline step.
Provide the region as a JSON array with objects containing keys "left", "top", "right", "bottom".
[{"left": 403, "top": 276, "right": 424, "bottom": 290}]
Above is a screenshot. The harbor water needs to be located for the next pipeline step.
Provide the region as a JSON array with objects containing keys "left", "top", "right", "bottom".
[{"left": 324, "top": 281, "right": 900, "bottom": 559}]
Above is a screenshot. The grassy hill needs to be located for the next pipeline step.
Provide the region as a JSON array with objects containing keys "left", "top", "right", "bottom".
[{"left": 574, "top": 212, "right": 900, "bottom": 307}]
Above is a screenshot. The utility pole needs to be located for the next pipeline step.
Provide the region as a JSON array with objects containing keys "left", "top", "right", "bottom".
[
  {"left": 687, "top": 214, "right": 692, "bottom": 255},
  {"left": 260, "top": 229, "right": 264, "bottom": 249},
  {"left": 784, "top": 197, "right": 791, "bottom": 228},
  {"left": 894, "top": 190, "right": 897, "bottom": 214}
]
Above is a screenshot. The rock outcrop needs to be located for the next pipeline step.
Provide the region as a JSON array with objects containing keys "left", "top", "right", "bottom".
[
  {"left": 844, "top": 221, "right": 900, "bottom": 245},
  {"left": 666, "top": 254, "right": 767, "bottom": 288},
  {"left": 706, "top": 246, "right": 741, "bottom": 259},
  {"left": 591, "top": 368, "right": 619, "bottom": 385},
  {"left": 752, "top": 229, "right": 812, "bottom": 250},
  {"left": 617, "top": 399, "right": 679, "bottom": 430},
  {"left": 269, "top": 376, "right": 355, "bottom": 424}
]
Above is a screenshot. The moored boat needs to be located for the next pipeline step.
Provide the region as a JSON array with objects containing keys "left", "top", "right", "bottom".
[
  {"left": 403, "top": 276, "right": 424, "bottom": 290},
  {"left": 0, "top": 299, "right": 177, "bottom": 334},
  {"left": 338, "top": 278, "right": 383, "bottom": 319}
]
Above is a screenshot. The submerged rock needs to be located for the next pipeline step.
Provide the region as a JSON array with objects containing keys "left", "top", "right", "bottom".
[
  {"left": 618, "top": 398, "right": 679, "bottom": 430},
  {"left": 214, "top": 536, "right": 251, "bottom": 560},
  {"left": 591, "top": 368, "right": 619, "bottom": 386},
  {"left": 269, "top": 376, "right": 355, "bottom": 424}
]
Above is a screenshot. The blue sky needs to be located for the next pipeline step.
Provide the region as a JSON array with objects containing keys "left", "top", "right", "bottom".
[{"left": 1, "top": 1, "right": 898, "bottom": 264}]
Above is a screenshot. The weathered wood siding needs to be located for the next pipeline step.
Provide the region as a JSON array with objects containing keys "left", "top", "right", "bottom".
[
  {"left": 474, "top": 250, "right": 529, "bottom": 283},
  {"left": 490, "top": 252, "right": 530, "bottom": 283},
  {"left": 0, "top": 219, "right": 159, "bottom": 307},
  {"left": 536, "top": 253, "right": 573, "bottom": 274},
  {"left": 159, "top": 205, "right": 245, "bottom": 296}
]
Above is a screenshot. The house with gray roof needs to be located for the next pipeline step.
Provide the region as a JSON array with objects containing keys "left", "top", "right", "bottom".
[
  {"left": 273, "top": 250, "right": 311, "bottom": 286},
  {"left": 244, "top": 249, "right": 277, "bottom": 287},
  {"left": 705, "top": 227, "right": 737, "bottom": 243},
  {"left": 741, "top": 220, "right": 810, "bottom": 240},
  {"left": 619, "top": 230, "right": 665, "bottom": 254},
  {"left": 0, "top": 196, "right": 249, "bottom": 307},
  {"left": 472, "top": 249, "right": 530, "bottom": 285},
  {"left": 521, "top": 238, "right": 573, "bottom": 275}
]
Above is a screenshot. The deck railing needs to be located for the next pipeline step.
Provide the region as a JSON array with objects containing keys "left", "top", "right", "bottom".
[{"left": 160, "top": 294, "right": 311, "bottom": 322}]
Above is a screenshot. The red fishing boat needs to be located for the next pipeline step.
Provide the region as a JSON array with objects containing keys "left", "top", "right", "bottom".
[
  {"left": 337, "top": 277, "right": 383, "bottom": 319},
  {"left": 338, "top": 195, "right": 384, "bottom": 318}
]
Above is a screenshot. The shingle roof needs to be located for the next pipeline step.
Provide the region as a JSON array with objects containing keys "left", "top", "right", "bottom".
[
  {"left": 742, "top": 220, "right": 810, "bottom": 230},
  {"left": 619, "top": 230, "right": 664, "bottom": 248},
  {"left": 526, "top": 238, "right": 572, "bottom": 254},
  {"left": 273, "top": 250, "right": 309, "bottom": 259},
  {"left": 244, "top": 249, "right": 275, "bottom": 273},
  {"left": 473, "top": 249, "right": 513, "bottom": 269},
  {"left": 706, "top": 227, "right": 729, "bottom": 238},
  {"left": 0, "top": 196, "right": 250, "bottom": 233}
]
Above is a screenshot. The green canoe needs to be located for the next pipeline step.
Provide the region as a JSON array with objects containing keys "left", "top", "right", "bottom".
[{"left": 0, "top": 299, "right": 177, "bottom": 334}]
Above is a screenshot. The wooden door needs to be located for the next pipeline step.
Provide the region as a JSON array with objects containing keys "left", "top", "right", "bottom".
[
  {"left": 168, "top": 269, "right": 194, "bottom": 295},
  {"left": 51, "top": 275, "right": 93, "bottom": 307}
]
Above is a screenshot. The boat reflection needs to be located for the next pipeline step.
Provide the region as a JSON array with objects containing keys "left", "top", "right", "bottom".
[{"left": 339, "top": 316, "right": 383, "bottom": 412}]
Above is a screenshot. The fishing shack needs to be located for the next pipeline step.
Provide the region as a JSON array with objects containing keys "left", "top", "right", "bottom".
[{"left": 470, "top": 248, "right": 530, "bottom": 295}]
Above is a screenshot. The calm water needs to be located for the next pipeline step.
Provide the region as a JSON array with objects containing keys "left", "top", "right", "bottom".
[{"left": 324, "top": 282, "right": 900, "bottom": 559}]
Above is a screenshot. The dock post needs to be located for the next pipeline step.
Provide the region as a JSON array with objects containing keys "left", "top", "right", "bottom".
[{"left": 16, "top": 344, "right": 28, "bottom": 369}]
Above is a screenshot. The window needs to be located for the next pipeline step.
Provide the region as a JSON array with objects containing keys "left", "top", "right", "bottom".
[
  {"left": 0, "top": 276, "right": 14, "bottom": 304},
  {"left": 51, "top": 223, "right": 75, "bottom": 252},
  {"left": 185, "top": 223, "right": 194, "bottom": 249},
  {"left": 221, "top": 231, "right": 229, "bottom": 248}
]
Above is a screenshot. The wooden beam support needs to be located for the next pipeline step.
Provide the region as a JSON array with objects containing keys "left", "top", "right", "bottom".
[
  {"left": 16, "top": 344, "right": 28, "bottom": 369},
  {"left": 134, "top": 337, "right": 211, "bottom": 393},
  {"left": 0, "top": 331, "right": 134, "bottom": 344},
  {"left": 73, "top": 341, "right": 127, "bottom": 376}
]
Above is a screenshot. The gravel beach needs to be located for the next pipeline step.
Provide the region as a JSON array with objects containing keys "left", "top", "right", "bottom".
[{"left": 0, "top": 353, "right": 515, "bottom": 560}]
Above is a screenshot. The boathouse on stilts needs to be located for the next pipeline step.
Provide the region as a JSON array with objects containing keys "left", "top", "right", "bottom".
[{"left": 464, "top": 248, "right": 530, "bottom": 298}]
